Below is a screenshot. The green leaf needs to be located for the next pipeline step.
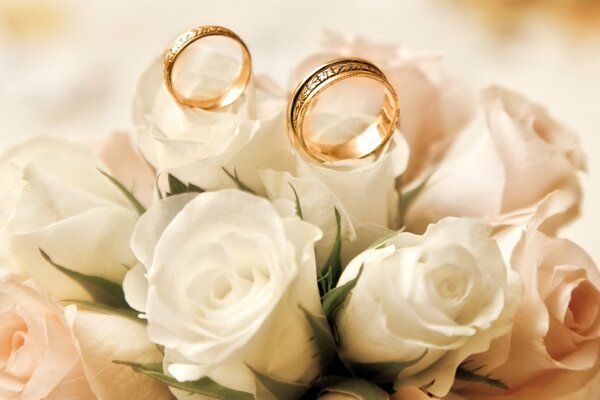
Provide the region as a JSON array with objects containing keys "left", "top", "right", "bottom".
[
  {"left": 288, "top": 183, "right": 303, "bottom": 220},
  {"left": 65, "top": 299, "right": 141, "bottom": 321},
  {"left": 318, "top": 208, "right": 343, "bottom": 296},
  {"left": 343, "top": 351, "right": 427, "bottom": 383},
  {"left": 98, "top": 168, "right": 146, "bottom": 216},
  {"left": 369, "top": 228, "right": 405, "bottom": 250},
  {"left": 397, "top": 176, "right": 430, "bottom": 228},
  {"left": 114, "top": 361, "right": 254, "bottom": 400},
  {"left": 320, "top": 378, "right": 389, "bottom": 400},
  {"left": 250, "top": 366, "right": 310, "bottom": 400},
  {"left": 301, "top": 306, "right": 337, "bottom": 371},
  {"left": 322, "top": 265, "right": 363, "bottom": 326},
  {"left": 156, "top": 175, "right": 164, "bottom": 200},
  {"left": 317, "top": 269, "right": 332, "bottom": 299},
  {"left": 455, "top": 364, "right": 508, "bottom": 390},
  {"left": 222, "top": 167, "right": 256, "bottom": 194},
  {"left": 40, "top": 249, "right": 130, "bottom": 310},
  {"left": 166, "top": 174, "right": 204, "bottom": 197},
  {"left": 168, "top": 174, "right": 187, "bottom": 195}
]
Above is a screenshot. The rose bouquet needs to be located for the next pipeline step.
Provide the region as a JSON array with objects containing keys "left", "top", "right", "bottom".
[{"left": 1, "top": 30, "right": 598, "bottom": 400}]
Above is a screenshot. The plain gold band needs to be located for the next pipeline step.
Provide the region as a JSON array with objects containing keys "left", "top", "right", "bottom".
[
  {"left": 163, "top": 25, "right": 251, "bottom": 110},
  {"left": 288, "top": 58, "right": 399, "bottom": 162}
]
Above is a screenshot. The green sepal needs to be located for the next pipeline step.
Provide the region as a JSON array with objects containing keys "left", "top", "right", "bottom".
[
  {"left": 40, "top": 249, "right": 131, "bottom": 311},
  {"left": 397, "top": 176, "right": 429, "bottom": 228},
  {"left": 455, "top": 364, "right": 508, "bottom": 390},
  {"left": 65, "top": 299, "right": 141, "bottom": 321},
  {"left": 288, "top": 183, "right": 303, "bottom": 220},
  {"left": 98, "top": 168, "right": 146, "bottom": 215},
  {"left": 166, "top": 174, "right": 204, "bottom": 197},
  {"left": 343, "top": 350, "right": 427, "bottom": 383},
  {"left": 250, "top": 366, "right": 310, "bottom": 400},
  {"left": 114, "top": 361, "right": 254, "bottom": 400},
  {"left": 222, "top": 167, "right": 256, "bottom": 194},
  {"left": 322, "top": 265, "right": 363, "bottom": 327},
  {"left": 319, "top": 378, "right": 390, "bottom": 400},
  {"left": 318, "top": 208, "right": 342, "bottom": 296},
  {"left": 300, "top": 306, "right": 337, "bottom": 371}
]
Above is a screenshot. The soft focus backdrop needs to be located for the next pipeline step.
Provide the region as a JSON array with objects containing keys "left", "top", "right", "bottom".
[{"left": 1, "top": 0, "right": 598, "bottom": 261}]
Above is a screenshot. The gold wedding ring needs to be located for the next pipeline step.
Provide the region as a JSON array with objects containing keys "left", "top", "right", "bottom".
[
  {"left": 163, "top": 25, "right": 251, "bottom": 110},
  {"left": 288, "top": 58, "right": 399, "bottom": 162}
]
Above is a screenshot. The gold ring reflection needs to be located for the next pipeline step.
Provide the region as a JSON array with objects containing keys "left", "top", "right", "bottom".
[
  {"left": 288, "top": 58, "right": 399, "bottom": 162},
  {"left": 163, "top": 25, "right": 251, "bottom": 110}
]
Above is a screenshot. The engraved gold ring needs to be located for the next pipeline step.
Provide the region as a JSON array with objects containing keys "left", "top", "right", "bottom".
[
  {"left": 163, "top": 25, "right": 251, "bottom": 110},
  {"left": 288, "top": 58, "right": 399, "bottom": 162}
]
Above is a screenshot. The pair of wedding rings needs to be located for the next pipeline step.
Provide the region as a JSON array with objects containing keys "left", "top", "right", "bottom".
[{"left": 163, "top": 25, "right": 400, "bottom": 162}]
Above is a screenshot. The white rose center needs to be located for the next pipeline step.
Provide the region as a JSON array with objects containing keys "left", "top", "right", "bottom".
[{"left": 428, "top": 265, "right": 470, "bottom": 302}]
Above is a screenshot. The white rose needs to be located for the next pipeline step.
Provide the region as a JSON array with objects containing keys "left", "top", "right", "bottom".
[
  {"left": 335, "top": 218, "right": 522, "bottom": 397},
  {"left": 133, "top": 46, "right": 293, "bottom": 195},
  {"left": 0, "top": 136, "right": 139, "bottom": 300},
  {"left": 261, "top": 115, "right": 409, "bottom": 266},
  {"left": 124, "top": 190, "right": 324, "bottom": 397},
  {"left": 294, "top": 116, "right": 409, "bottom": 230}
]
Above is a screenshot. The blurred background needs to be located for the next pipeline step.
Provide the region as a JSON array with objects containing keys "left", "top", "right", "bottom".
[{"left": 1, "top": 0, "right": 598, "bottom": 260}]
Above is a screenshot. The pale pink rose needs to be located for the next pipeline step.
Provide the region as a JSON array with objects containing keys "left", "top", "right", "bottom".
[
  {"left": 405, "top": 85, "right": 586, "bottom": 233},
  {"left": 453, "top": 220, "right": 600, "bottom": 399},
  {"left": 292, "top": 31, "right": 476, "bottom": 185},
  {"left": 0, "top": 279, "right": 95, "bottom": 400},
  {"left": 96, "top": 132, "right": 156, "bottom": 208}
]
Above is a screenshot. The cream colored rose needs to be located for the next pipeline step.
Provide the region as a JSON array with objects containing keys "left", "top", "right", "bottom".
[
  {"left": 124, "top": 190, "right": 324, "bottom": 397},
  {"left": 73, "top": 311, "right": 173, "bottom": 400},
  {"left": 454, "top": 221, "right": 600, "bottom": 399},
  {"left": 405, "top": 85, "right": 585, "bottom": 233},
  {"left": 0, "top": 156, "right": 22, "bottom": 269},
  {"left": 335, "top": 218, "right": 522, "bottom": 397},
  {"left": 0, "top": 278, "right": 95, "bottom": 399},
  {"left": 133, "top": 46, "right": 292, "bottom": 195},
  {"left": 0, "top": 136, "right": 139, "bottom": 301}
]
